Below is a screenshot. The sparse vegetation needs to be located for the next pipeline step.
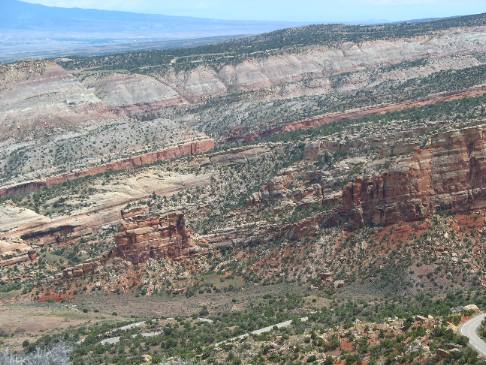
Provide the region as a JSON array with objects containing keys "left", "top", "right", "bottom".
[
  {"left": 2, "top": 10, "right": 486, "bottom": 365},
  {"left": 0, "top": 343, "right": 71, "bottom": 365}
]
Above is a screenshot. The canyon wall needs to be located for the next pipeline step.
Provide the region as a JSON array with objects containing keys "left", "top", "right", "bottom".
[
  {"left": 0, "top": 138, "right": 215, "bottom": 198},
  {"left": 228, "top": 86, "right": 486, "bottom": 143},
  {"left": 342, "top": 126, "right": 486, "bottom": 227}
]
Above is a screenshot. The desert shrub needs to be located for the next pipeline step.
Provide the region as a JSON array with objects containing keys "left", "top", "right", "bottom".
[
  {"left": 0, "top": 343, "right": 72, "bottom": 365},
  {"left": 480, "top": 319, "right": 486, "bottom": 339}
]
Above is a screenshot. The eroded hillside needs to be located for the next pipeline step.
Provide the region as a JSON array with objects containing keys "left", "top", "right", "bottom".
[
  {"left": 3, "top": 16, "right": 486, "bottom": 188},
  {"left": 1, "top": 14, "right": 486, "bottom": 365}
]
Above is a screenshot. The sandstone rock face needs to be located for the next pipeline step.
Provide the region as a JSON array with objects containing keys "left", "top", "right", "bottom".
[
  {"left": 0, "top": 61, "right": 113, "bottom": 141},
  {"left": 343, "top": 126, "right": 486, "bottom": 226},
  {"left": 0, "top": 238, "right": 34, "bottom": 267},
  {"left": 45, "top": 138, "right": 215, "bottom": 187},
  {"left": 84, "top": 73, "right": 186, "bottom": 107},
  {"left": 149, "top": 29, "right": 486, "bottom": 102},
  {"left": 115, "top": 205, "right": 193, "bottom": 264},
  {"left": 0, "top": 138, "right": 215, "bottom": 198},
  {"left": 59, "top": 260, "right": 102, "bottom": 279},
  {"left": 0, "top": 181, "right": 48, "bottom": 197},
  {"left": 3, "top": 25, "right": 486, "bottom": 189}
]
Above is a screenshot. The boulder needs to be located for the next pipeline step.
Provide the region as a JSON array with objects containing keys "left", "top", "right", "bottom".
[
  {"left": 334, "top": 280, "right": 345, "bottom": 289},
  {"left": 463, "top": 304, "right": 481, "bottom": 313}
]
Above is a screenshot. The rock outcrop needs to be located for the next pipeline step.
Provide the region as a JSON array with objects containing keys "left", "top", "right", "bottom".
[
  {"left": 0, "top": 138, "right": 215, "bottom": 198},
  {"left": 0, "top": 238, "right": 35, "bottom": 267},
  {"left": 58, "top": 260, "right": 103, "bottom": 280},
  {"left": 343, "top": 126, "right": 486, "bottom": 227},
  {"left": 228, "top": 86, "right": 486, "bottom": 143},
  {"left": 115, "top": 204, "right": 194, "bottom": 264}
]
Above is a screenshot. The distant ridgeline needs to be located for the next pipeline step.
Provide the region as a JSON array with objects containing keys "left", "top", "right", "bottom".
[{"left": 58, "top": 12, "right": 486, "bottom": 72}]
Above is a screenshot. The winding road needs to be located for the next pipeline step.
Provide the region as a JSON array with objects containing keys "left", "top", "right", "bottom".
[
  {"left": 215, "top": 317, "right": 308, "bottom": 346},
  {"left": 460, "top": 313, "right": 486, "bottom": 358}
]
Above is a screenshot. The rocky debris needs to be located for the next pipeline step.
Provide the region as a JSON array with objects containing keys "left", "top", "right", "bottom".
[
  {"left": 201, "top": 226, "right": 260, "bottom": 249},
  {"left": 57, "top": 259, "right": 103, "bottom": 280},
  {"left": 141, "top": 354, "right": 152, "bottom": 363},
  {"left": 333, "top": 280, "right": 345, "bottom": 289},
  {"left": 251, "top": 169, "right": 298, "bottom": 205},
  {"left": 437, "top": 348, "right": 451, "bottom": 358},
  {"left": 209, "top": 312, "right": 462, "bottom": 365},
  {"left": 342, "top": 125, "right": 486, "bottom": 227},
  {"left": 249, "top": 166, "right": 331, "bottom": 209},
  {"left": 115, "top": 204, "right": 195, "bottom": 264}
]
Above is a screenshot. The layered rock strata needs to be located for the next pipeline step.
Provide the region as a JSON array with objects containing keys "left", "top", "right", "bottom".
[
  {"left": 0, "top": 238, "right": 35, "bottom": 267},
  {"left": 343, "top": 126, "right": 486, "bottom": 226},
  {"left": 115, "top": 205, "right": 194, "bottom": 264},
  {"left": 228, "top": 86, "right": 486, "bottom": 143},
  {"left": 0, "top": 138, "right": 215, "bottom": 198}
]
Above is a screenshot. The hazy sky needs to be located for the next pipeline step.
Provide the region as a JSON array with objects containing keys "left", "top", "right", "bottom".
[{"left": 22, "top": 0, "right": 486, "bottom": 22}]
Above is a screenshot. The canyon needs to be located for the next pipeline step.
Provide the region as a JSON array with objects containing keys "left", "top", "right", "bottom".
[
  {"left": 3, "top": 18, "right": 486, "bottom": 188},
  {"left": 2, "top": 13, "right": 486, "bottom": 364}
]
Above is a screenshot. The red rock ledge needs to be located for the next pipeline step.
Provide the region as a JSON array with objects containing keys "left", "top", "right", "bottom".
[{"left": 0, "top": 138, "right": 215, "bottom": 198}]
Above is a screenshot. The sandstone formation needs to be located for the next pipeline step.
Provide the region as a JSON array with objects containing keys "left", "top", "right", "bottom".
[
  {"left": 0, "top": 138, "right": 215, "bottom": 198},
  {"left": 0, "top": 61, "right": 113, "bottom": 140},
  {"left": 0, "top": 223, "right": 98, "bottom": 268},
  {"left": 3, "top": 16, "right": 486, "bottom": 307},
  {"left": 84, "top": 73, "right": 186, "bottom": 108},
  {"left": 3, "top": 22, "right": 486, "bottom": 190},
  {"left": 342, "top": 125, "right": 486, "bottom": 227},
  {"left": 0, "top": 238, "right": 35, "bottom": 267},
  {"left": 228, "top": 86, "right": 486, "bottom": 143},
  {"left": 57, "top": 259, "right": 103, "bottom": 280},
  {"left": 115, "top": 204, "right": 194, "bottom": 264},
  {"left": 86, "top": 28, "right": 486, "bottom": 105}
]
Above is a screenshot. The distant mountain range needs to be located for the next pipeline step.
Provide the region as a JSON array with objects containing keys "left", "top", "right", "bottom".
[{"left": 0, "top": 0, "right": 302, "bottom": 62}]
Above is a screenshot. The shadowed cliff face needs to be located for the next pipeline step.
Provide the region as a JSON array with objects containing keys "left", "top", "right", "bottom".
[{"left": 343, "top": 126, "right": 486, "bottom": 227}]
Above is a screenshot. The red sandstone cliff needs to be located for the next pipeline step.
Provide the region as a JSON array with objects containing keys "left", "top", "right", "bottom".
[
  {"left": 342, "top": 126, "right": 486, "bottom": 227},
  {"left": 114, "top": 204, "right": 194, "bottom": 264}
]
